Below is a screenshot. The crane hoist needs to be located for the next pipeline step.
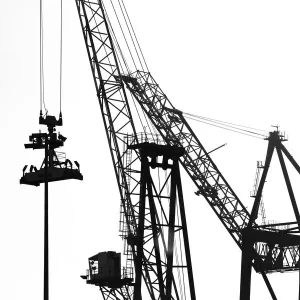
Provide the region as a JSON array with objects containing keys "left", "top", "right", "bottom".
[{"left": 75, "top": 1, "right": 300, "bottom": 299}]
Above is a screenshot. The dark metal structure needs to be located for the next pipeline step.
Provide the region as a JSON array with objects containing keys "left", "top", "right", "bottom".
[
  {"left": 75, "top": 0, "right": 300, "bottom": 299},
  {"left": 239, "top": 130, "right": 300, "bottom": 300},
  {"left": 21, "top": 113, "right": 83, "bottom": 300},
  {"left": 129, "top": 142, "right": 196, "bottom": 300}
]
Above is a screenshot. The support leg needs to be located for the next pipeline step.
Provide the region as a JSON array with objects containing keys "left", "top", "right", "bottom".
[
  {"left": 44, "top": 143, "right": 49, "bottom": 300},
  {"left": 240, "top": 246, "right": 253, "bottom": 300}
]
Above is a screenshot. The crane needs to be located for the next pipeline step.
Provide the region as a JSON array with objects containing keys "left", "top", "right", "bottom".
[{"left": 75, "top": 1, "right": 300, "bottom": 299}]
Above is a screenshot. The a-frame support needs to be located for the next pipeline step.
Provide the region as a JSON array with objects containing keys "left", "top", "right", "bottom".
[
  {"left": 240, "top": 130, "right": 300, "bottom": 300},
  {"left": 130, "top": 142, "right": 196, "bottom": 300}
]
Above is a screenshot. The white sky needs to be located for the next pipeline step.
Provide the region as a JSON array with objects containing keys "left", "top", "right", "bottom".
[{"left": 1, "top": 0, "right": 300, "bottom": 299}]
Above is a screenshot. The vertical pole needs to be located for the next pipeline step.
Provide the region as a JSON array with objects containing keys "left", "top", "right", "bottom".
[
  {"left": 239, "top": 230, "right": 253, "bottom": 300},
  {"left": 44, "top": 137, "right": 49, "bottom": 300}
]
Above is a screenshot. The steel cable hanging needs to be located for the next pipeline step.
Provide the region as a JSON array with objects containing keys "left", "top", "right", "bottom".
[
  {"left": 109, "top": 0, "right": 138, "bottom": 72},
  {"left": 103, "top": 2, "right": 131, "bottom": 74},
  {"left": 117, "top": 0, "right": 145, "bottom": 72},
  {"left": 59, "top": 0, "right": 63, "bottom": 114},
  {"left": 120, "top": 0, "right": 149, "bottom": 72},
  {"left": 105, "top": 2, "right": 265, "bottom": 142},
  {"left": 40, "top": 0, "right": 64, "bottom": 116},
  {"left": 40, "top": 0, "right": 47, "bottom": 116}
]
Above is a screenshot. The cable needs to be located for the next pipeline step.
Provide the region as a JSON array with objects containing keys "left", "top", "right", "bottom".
[
  {"left": 97, "top": 3, "right": 150, "bottom": 140},
  {"left": 40, "top": 0, "right": 42, "bottom": 112},
  {"left": 109, "top": 0, "right": 138, "bottom": 71},
  {"left": 183, "top": 111, "right": 267, "bottom": 137},
  {"left": 185, "top": 115, "right": 265, "bottom": 139},
  {"left": 117, "top": 0, "right": 145, "bottom": 72},
  {"left": 120, "top": 0, "right": 149, "bottom": 72},
  {"left": 184, "top": 116, "right": 265, "bottom": 139},
  {"left": 40, "top": 0, "right": 47, "bottom": 115},
  {"left": 129, "top": 93, "right": 147, "bottom": 135},
  {"left": 104, "top": 4, "right": 131, "bottom": 74},
  {"left": 185, "top": 114, "right": 266, "bottom": 137},
  {"left": 184, "top": 112, "right": 268, "bottom": 134},
  {"left": 104, "top": 1, "right": 158, "bottom": 139},
  {"left": 103, "top": 3, "right": 148, "bottom": 137},
  {"left": 59, "top": 0, "right": 63, "bottom": 114}
]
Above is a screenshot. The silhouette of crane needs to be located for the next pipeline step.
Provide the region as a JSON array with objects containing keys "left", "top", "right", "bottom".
[{"left": 75, "top": 1, "right": 300, "bottom": 299}]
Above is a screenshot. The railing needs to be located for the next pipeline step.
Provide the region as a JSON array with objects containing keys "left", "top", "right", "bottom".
[
  {"left": 87, "top": 266, "right": 133, "bottom": 280},
  {"left": 122, "top": 266, "right": 133, "bottom": 279},
  {"left": 134, "top": 132, "right": 166, "bottom": 145}
]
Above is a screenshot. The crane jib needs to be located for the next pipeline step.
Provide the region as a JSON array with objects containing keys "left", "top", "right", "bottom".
[{"left": 121, "top": 71, "right": 300, "bottom": 274}]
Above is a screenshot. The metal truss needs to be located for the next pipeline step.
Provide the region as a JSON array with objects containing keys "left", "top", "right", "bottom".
[
  {"left": 121, "top": 71, "right": 300, "bottom": 273},
  {"left": 76, "top": 2, "right": 300, "bottom": 300},
  {"left": 76, "top": 2, "right": 196, "bottom": 300},
  {"left": 121, "top": 71, "right": 249, "bottom": 244},
  {"left": 129, "top": 142, "right": 196, "bottom": 300},
  {"left": 75, "top": 1, "right": 138, "bottom": 299},
  {"left": 100, "top": 285, "right": 133, "bottom": 300}
]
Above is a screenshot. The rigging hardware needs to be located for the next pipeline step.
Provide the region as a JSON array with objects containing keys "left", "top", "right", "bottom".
[{"left": 20, "top": 113, "right": 82, "bottom": 300}]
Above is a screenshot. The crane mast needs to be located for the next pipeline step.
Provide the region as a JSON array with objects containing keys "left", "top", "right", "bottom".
[{"left": 76, "top": 1, "right": 197, "bottom": 299}]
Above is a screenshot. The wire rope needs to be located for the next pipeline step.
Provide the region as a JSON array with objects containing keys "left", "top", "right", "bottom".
[
  {"left": 184, "top": 116, "right": 265, "bottom": 139},
  {"left": 184, "top": 112, "right": 268, "bottom": 134},
  {"left": 117, "top": 0, "right": 145, "bottom": 72},
  {"left": 141, "top": 108, "right": 156, "bottom": 140},
  {"left": 109, "top": 0, "right": 138, "bottom": 71},
  {"left": 120, "top": 0, "right": 149, "bottom": 72},
  {"left": 185, "top": 115, "right": 266, "bottom": 137},
  {"left": 103, "top": 2, "right": 130, "bottom": 74},
  {"left": 106, "top": 7, "right": 155, "bottom": 139},
  {"left": 59, "top": 0, "right": 63, "bottom": 114},
  {"left": 92, "top": 0, "right": 146, "bottom": 140},
  {"left": 105, "top": 1, "right": 158, "bottom": 139},
  {"left": 103, "top": 3, "right": 147, "bottom": 137},
  {"left": 40, "top": 0, "right": 47, "bottom": 115}
]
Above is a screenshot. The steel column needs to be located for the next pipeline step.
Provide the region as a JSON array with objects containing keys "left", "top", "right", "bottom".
[
  {"left": 44, "top": 138, "right": 49, "bottom": 300},
  {"left": 276, "top": 147, "right": 300, "bottom": 225}
]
